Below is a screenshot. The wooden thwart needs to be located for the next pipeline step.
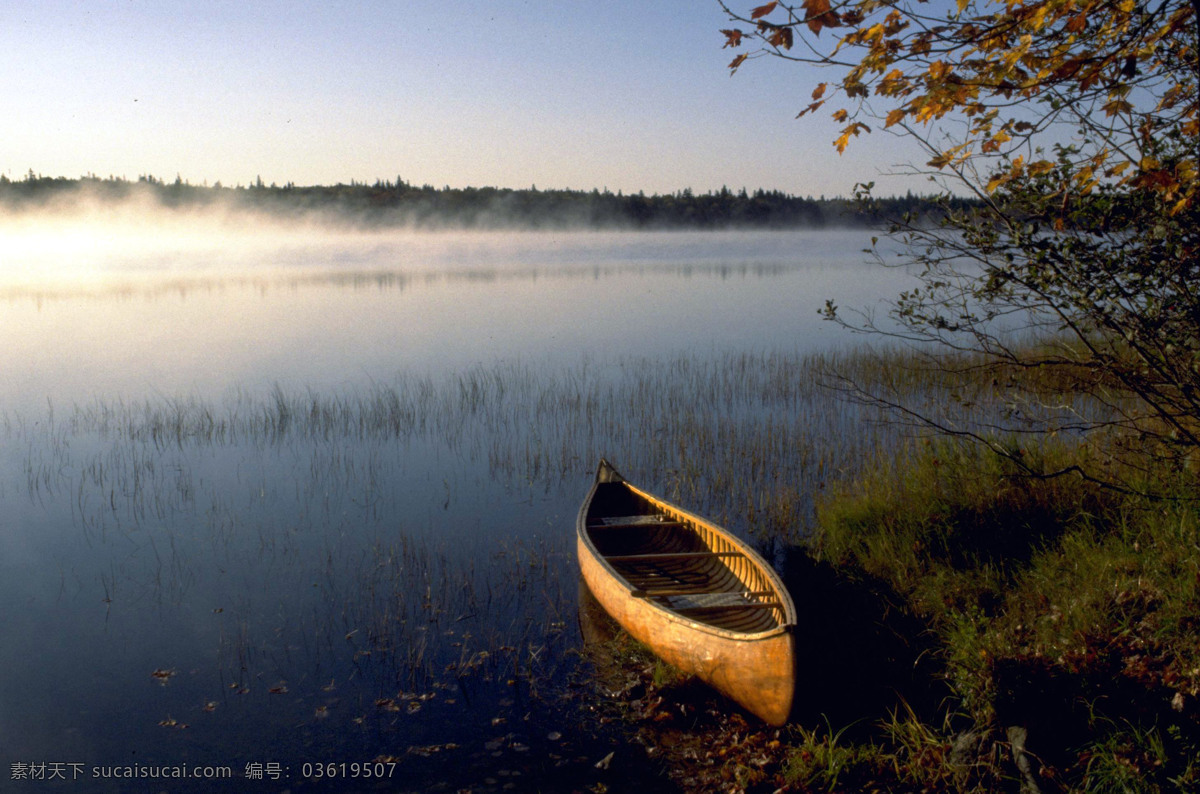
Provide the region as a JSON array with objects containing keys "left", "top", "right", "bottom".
[
  {"left": 673, "top": 601, "right": 783, "bottom": 611},
  {"left": 589, "top": 516, "right": 684, "bottom": 530},
  {"left": 606, "top": 550, "right": 743, "bottom": 563},
  {"left": 632, "top": 588, "right": 775, "bottom": 598}
]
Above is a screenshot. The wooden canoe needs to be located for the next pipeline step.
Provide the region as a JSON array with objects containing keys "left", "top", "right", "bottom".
[{"left": 576, "top": 459, "right": 796, "bottom": 726}]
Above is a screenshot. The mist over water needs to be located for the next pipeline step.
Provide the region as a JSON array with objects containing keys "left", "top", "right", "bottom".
[
  {"left": 1, "top": 206, "right": 904, "bottom": 415},
  {"left": 1, "top": 207, "right": 914, "bottom": 790}
]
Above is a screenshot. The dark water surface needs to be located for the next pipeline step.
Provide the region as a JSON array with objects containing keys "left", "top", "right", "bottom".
[{"left": 1, "top": 229, "right": 907, "bottom": 791}]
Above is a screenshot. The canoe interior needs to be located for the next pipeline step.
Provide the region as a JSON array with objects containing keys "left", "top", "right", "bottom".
[{"left": 584, "top": 480, "right": 787, "bottom": 634}]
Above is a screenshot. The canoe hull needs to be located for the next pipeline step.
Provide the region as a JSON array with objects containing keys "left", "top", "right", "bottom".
[
  {"left": 577, "top": 460, "right": 796, "bottom": 726},
  {"left": 578, "top": 535, "right": 795, "bottom": 725}
]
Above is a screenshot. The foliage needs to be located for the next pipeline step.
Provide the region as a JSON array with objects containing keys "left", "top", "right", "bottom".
[
  {"left": 721, "top": 0, "right": 1200, "bottom": 488},
  {"left": 720, "top": 0, "right": 1196, "bottom": 211}
]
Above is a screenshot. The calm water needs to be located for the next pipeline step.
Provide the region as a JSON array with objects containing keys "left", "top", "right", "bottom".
[{"left": 1, "top": 227, "right": 909, "bottom": 791}]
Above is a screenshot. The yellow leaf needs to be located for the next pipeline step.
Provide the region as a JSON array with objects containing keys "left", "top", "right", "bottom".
[
  {"left": 1029, "top": 5, "right": 1048, "bottom": 31},
  {"left": 885, "top": 108, "right": 907, "bottom": 127},
  {"left": 834, "top": 122, "right": 869, "bottom": 154},
  {"left": 1102, "top": 98, "right": 1133, "bottom": 116}
]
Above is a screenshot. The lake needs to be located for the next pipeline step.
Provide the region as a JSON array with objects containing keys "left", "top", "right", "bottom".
[{"left": 1, "top": 226, "right": 913, "bottom": 791}]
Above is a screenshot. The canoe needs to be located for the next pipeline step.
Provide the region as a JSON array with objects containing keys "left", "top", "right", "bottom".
[{"left": 576, "top": 459, "right": 796, "bottom": 726}]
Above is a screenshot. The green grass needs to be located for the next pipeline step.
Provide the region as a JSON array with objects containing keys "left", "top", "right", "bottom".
[{"left": 805, "top": 436, "right": 1200, "bottom": 792}]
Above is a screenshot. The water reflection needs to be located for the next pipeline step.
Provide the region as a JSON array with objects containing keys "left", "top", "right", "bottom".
[
  {"left": 1, "top": 230, "right": 924, "bottom": 790},
  {"left": 1, "top": 230, "right": 909, "bottom": 418}
]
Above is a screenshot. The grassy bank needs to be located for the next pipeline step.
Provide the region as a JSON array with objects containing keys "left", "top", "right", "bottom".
[
  {"left": 605, "top": 437, "right": 1200, "bottom": 792},
  {"left": 805, "top": 439, "right": 1200, "bottom": 792}
]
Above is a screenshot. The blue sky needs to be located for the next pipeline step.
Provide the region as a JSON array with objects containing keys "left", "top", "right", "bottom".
[{"left": 1, "top": 0, "right": 931, "bottom": 197}]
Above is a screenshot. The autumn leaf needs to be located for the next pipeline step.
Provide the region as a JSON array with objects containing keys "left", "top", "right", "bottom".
[
  {"left": 768, "top": 26, "right": 795, "bottom": 49},
  {"left": 798, "top": 100, "right": 825, "bottom": 117},
  {"left": 729, "top": 53, "right": 749, "bottom": 72},
  {"left": 885, "top": 108, "right": 907, "bottom": 127},
  {"left": 834, "top": 122, "right": 870, "bottom": 153},
  {"left": 1103, "top": 97, "right": 1133, "bottom": 116},
  {"left": 751, "top": 1, "right": 778, "bottom": 19},
  {"left": 928, "top": 61, "right": 950, "bottom": 81},
  {"left": 812, "top": 82, "right": 827, "bottom": 101},
  {"left": 803, "top": 0, "right": 837, "bottom": 34},
  {"left": 927, "top": 152, "right": 952, "bottom": 169},
  {"left": 721, "top": 29, "right": 744, "bottom": 48},
  {"left": 1027, "top": 159, "right": 1055, "bottom": 176}
]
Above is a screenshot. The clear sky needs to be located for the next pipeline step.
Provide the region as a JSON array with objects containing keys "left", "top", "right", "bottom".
[{"left": 1, "top": 0, "right": 931, "bottom": 197}]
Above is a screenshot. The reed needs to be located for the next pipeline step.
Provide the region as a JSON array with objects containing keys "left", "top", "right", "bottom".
[{"left": 8, "top": 343, "right": 1123, "bottom": 785}]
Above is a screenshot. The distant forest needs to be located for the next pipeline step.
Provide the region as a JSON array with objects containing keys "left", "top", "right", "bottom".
[{"left": 0, "top": 171, "right": 975, "bottom": 230}]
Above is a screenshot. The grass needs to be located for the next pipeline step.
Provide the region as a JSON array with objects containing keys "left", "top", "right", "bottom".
[{"left": 802, "top": 435, "right": 1200, "bottom": 792}]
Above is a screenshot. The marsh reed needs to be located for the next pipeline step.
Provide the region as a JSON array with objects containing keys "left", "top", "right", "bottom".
[{"left": 3, "top": 345, "right": 1036, "bottom": 733}]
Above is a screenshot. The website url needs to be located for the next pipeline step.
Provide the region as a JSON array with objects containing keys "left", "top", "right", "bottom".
[{"left": 10, "top": 763, "right": 234, "bottom": 781}]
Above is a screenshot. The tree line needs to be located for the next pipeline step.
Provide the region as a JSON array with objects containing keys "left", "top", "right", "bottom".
[{"left": 0, "top": 171, "right": 973, "bottom": 230}]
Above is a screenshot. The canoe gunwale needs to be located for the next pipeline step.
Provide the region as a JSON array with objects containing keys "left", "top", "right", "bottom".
[{"left": 576, "top": 467, "right": 796, "bottom": 643}]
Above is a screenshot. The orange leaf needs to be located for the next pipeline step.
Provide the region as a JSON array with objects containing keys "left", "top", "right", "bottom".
[
  {"left": 721, "top": 29, "right": 744, "bottom": 48},
  {"left": 797, "top": 100, "right": 825, "bottom": 117},
  {"left": 751, "top": 2, "right": 778, "bottom": 19},
  {"left": 885, "top": 108, "right": 907, "bottom": 127},
  {"left": 729, "top": 53, "right": 749, "bottom": 72},
  {"left": 812, "top": 82, "right": 827, "bottom": 101},
  {"left": 803, "top": 0, "right": 836, "bottom": 34}
]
